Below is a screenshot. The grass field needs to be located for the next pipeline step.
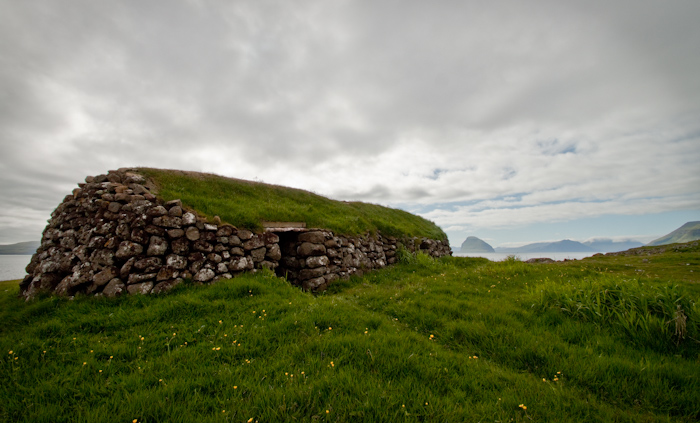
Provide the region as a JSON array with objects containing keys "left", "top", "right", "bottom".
[
  {"left": 1, "top": 245, "right": 698, "bottom": 422},
  {"left": 138, "top": 168, "right": 446, "bottom": 239}
]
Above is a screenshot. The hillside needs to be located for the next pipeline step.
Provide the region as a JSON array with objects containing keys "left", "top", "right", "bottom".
[
  {"left": 495, "top": 239, "right": 595, "bottom": 253},
  {"left": 459, "top": 236, "right": 495, "bottom": 253},
  {"left": 139, "top": 168, "right": 446, "bottom": 240},
  {"left": 583, "top": 239, "right": 643, "bottom": 252},
  {"left": 1, "top": 246, "right": 698, "bottom": 422},
  {"left": 648, "top": 221, "right": 700, "bottom": 246},
  {"left": 0, "top": 241, "right": 39, "bottom": 255}
]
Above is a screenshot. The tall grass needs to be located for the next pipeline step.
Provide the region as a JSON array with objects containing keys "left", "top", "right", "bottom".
[
  {"left": 1, "top": 252, "right": 699, "bottom": 422},
  {"left": 531, "top": 275, "right": 698, "bottom": 352}
]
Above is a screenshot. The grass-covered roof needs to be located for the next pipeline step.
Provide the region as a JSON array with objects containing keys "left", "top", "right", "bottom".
[{"left": 138, "top": 168, "right": 446, "bottom": 240}]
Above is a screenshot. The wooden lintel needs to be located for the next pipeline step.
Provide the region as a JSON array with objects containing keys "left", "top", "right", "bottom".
[{"left": 262, "top": 221, "right": 307, "bottom": 229}]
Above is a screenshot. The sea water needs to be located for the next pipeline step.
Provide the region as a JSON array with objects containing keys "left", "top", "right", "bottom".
[
  {"left": 0, "top": 255, "right": 31, "bottom": 281},
  {"left": 453, "top": 252, "right": 602, "bottom": 262}
]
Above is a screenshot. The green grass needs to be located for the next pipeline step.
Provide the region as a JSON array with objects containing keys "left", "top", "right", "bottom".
[
  {"left": 1, "top": 248, "right": 699, "bottom": 422},
  {"left": 138, "top": 168, "right": 446, "bottom": 239}
]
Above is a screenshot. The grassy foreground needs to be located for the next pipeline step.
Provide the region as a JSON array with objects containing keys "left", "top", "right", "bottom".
[
  {"left": 138, "top": 168, "right": 445, "bottom": 239},
  {"left": 1, "top": 247, "right": 699, "bottom": 422}
]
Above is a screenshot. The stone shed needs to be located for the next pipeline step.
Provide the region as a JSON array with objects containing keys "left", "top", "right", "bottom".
[{"left": 20, "top": 169, "right": 452, "bottom": 299}]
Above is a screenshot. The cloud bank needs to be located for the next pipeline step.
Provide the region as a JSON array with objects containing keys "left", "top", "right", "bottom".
[{"left": 1, "top": 0, "right": 699, "bottom": 244}]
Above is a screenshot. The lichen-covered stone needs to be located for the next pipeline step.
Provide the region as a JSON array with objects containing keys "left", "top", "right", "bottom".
[
  {"left": 297, "top": 242, "right": 326, "bottom": 257},
  {"left": 127, "top": 281, "right": 153, "bottom": 295},
  {"left": 167, "top": 228, "right": 184, "bottom": 238},
  {"left": 237, "top": 229, "right": 253, "bottom": 240},
  {"left": 93, "top": 267, "right": 117, "bottom": 286},
  {"left": 115, "top": 241, "right": 143, "bottom": 259},
  {"left": 194, "top": 268, "right": 216, "bottom": 282},
  {"left": 250, "top": 247, "right": 266, "bottom": 262},
  {"left": 306, "top": 255, "right": 330, "bottom": 268},
  {"left": 166, "top": 254, "right": 187, "bottom": 270},
  {"left": 185, "top": 227, "right": 200, "bottom": 241},
  {"left": 152, "top": 278, "right": 182, "bottom": 294},
  {"left": 299, "top": 267, "right": 327, "bottom": 280},
  {"left": 128, "top": 273, "right": 156, "bottom": 284},
  {"left": 302, "top": 276, "right": 326, "bottom": 291},
  {"left": 243, "top": 236, "right": 264, "bottom": 250},
  {"left": 134, "top": 257, "right": 162, "bottom": 272},
  {"left": 266, "top": 244, "right": 282, "bottom": 261},
  {"left": 182, "top": 212, "right": 197, "bottom": 225},
  {"left": 298, "top": 231, "right": 326, "bottom": 243},
  {"left": 147, "top": 236, "right": 168, "bottom": 256},
  {"left": 229, "top": 256, "right": 250, "bottom": 272},
  {"left": 156, "top": 266, "right": 177, "bottom": 281},
  {"left": 171, "top": 237, "right": 189, "bottom": 255},
  {"left": 103, "top": 278, "right": 125, "bottom": 297}
]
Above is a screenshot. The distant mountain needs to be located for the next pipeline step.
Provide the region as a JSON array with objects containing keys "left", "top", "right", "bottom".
[
  {"left": 647, "top": 221, "right": 700, "bottom": 246},
  {"left": 0, "top": 241, "right": 40, "bottom": 255},
  {"left": 583, "top": 239, "right": 644, "bottom": 253},
  {"left": 460, "top": 236, "right": 495, "bottom": 253},
  {"left": 495, "top": 239, "right": 595, "bottom": 253}
]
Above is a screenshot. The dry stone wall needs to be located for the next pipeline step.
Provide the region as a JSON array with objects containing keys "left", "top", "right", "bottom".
[
  {"left": 20, "top": 169, "right": 451, "bottom": 299},
  {"left": 275, "top": 230, "right": 450, "bottom": 291}
]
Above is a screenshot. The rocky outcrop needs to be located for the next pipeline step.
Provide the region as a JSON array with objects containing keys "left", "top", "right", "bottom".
[
  {"left": 603, "top": 241, "right": 699, "bottom": 257},
  {"left": 459, "top": 236, "right": 495, "bottom": 253},
  {"left": 20, "top": 169, "right": 451, "bottom": 299}
]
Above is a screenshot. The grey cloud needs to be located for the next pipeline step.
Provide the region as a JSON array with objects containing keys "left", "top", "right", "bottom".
[{"left": 0, "top": 0, "right": 699, "bottom": 244}]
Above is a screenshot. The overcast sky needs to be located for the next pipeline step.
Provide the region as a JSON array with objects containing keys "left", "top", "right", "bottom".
[{"left": 1, "top": 0, "right": 699, "bottom": 248}]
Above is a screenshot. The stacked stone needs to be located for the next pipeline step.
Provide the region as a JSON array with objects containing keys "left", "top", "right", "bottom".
[
  {"left": 20, "top": 169, "right": 280, "bottom": 300},
  {"left": 277, "top": 230, "right": 451, "bottom": 291}
]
